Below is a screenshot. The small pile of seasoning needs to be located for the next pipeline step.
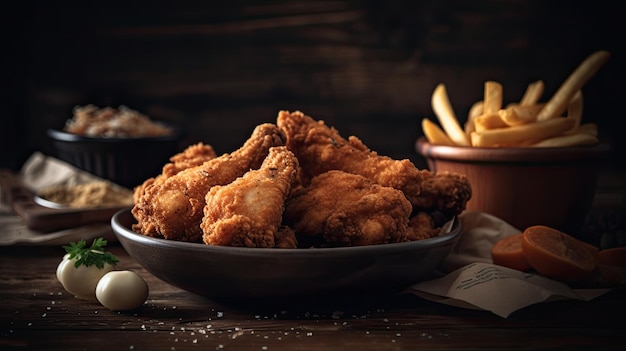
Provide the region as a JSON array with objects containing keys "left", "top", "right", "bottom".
[{"left": 38, "top": 181, "right": 134, "bottom": 208}]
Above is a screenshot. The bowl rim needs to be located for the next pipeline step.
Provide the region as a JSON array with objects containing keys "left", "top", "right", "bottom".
[
  {"left": 415, "top": 137, "right": 610, "bottom": 163},
  {"left": 111, "top": 208, "right": 462, "bottom": 257},
  {"left": 47, "top": 122, "right": 183, "bottom": 143}
]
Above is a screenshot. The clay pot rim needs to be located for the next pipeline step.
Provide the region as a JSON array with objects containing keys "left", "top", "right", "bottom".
[{"left": 415, "top": 137, "right": 610, "bottom": 164}]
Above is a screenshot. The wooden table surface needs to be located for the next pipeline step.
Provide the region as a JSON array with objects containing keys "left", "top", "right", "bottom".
[{"left": 1, "top": 243, "right": 625, "bottom": 351}]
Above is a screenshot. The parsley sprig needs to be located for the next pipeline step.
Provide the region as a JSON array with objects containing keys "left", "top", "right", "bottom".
[{"left": 62, "top": 237, "right": 119, "bottom": 269}]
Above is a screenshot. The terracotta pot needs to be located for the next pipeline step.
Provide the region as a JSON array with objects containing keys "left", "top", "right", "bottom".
[{"left": 416, "top": 137, "right": 610, "bottom": 235}]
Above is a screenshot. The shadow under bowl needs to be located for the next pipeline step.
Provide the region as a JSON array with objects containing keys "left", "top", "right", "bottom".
[{"left": 112, "top": 208, "right": 462, "bottom": 301}]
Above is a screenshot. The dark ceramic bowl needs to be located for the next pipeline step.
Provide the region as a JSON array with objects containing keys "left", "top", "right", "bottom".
[
  {"left": 112, "top": 208, "right": 462, "bottom": 300},
  {"left": 416, "top": 137, "right": 610, "bottom": 234},
  {"left": 47, "top": 125, "right": 184, "bottom": 189}
]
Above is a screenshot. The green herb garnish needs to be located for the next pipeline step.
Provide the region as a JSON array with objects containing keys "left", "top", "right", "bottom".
[{"left": 62, "top": 237, "right": 119, "bottom": 269}]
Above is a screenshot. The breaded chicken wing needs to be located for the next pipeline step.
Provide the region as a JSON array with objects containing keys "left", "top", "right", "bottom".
[
  {"left": 276, "top": 110, "right": 426, "bottom": 205},
  {"left": 133, "top": 142, "right": 217, "bottom": 203},
  {"left": 132, "top": 123, "right": 285, "bottom": 242},
  {"left": 276, "top": 110, "right": 471, "bottom": 217},
  {"left": 201, "top": 146, "right": 298, "bottom": 248},
  {"left": 284, "top": 170, "right": 412, "bottom": 247},
  {"left": 412, "top": 170, "right": 472, "bottom": 218},
  {"left": 162, "top": 142, "right": 217, "bottom": 178},
  {"left": 274, "top": 225, "right": 298, "bottom": 249},
  {"left": 405, "top": 212, "right": 440, "bottom": 241}
]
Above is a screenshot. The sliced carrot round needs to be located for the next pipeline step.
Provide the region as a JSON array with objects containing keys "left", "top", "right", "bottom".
[
  {"left": 491, "top": 233, "right": 531, "bottom": 271},
  {"left": 576, "top": 239, "right": 600, "bottom": 261},
  {"left": 597, "top": 247, "right": 626, "bottom": 267},
  {"left": 521, "top": 225, "right": 596, "bottom": 282},
  {"left": 596, "top": 247, "right": 626, "bottom": 285}
]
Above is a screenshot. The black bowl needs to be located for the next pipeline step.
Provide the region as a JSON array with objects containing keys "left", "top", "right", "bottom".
[
  {"left": 48, "top": 125, "right": 184, "bottom": 189},
  {"left": 112, "top": 208, "right": 462, "bottom": 300}
]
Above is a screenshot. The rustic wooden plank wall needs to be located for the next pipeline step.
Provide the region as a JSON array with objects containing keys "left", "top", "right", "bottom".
[{"left": 1, "top": 0, "right": 624, "bottom": 171}]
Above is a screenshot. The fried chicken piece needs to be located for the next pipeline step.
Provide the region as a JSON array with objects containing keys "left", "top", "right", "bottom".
[
  {"left": 405, "top": 212, "right": 441, "bottom": 241},
  {"left": 201, "top": 146, "right": 298, "bottom": 248},
  {"left": 284, "top": 170, "right": 412, "bottom": 247},
  {"left": 412, "top": 170, "right": 472, "bottom": 217},
  {"left": 275, "top": 225, "right": 298, "bottom": 249},
  {"left": 276, "top": 110, "right": 471, "bottom": 217},
  {"left": 162, "top": 142, "right": 217, "bottom": 178},
  {"left": 276, "top": 110, "right": 426, "bottom": 206},
  {"left": 132, "top": 123, "right": 285, "bottom": 242},
  {"left": 133, "top": 142, "right": 217, "bottom": 203}
]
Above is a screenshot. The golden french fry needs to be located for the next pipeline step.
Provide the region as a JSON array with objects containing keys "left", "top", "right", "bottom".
[
  {"left": 483, "top": 81, "right": 503, "bottom": 115},
  {"left": 470, "top": 117, "right": 576, "bottom": 147},
  {"left": 465, "top": 100, "right": 483, "bottom": 136},
  {"left": 530, "top": 132, "right": 598, "bottom": 147},
  {"left": 468, "top": 100, "right": 484, "bottom": 120},
  {"left": 474, "top": 113, "right": 508, "bottom": 132},
  {"left": 520, "top": 80, "right": 545, "bottom": 106},
  {"left": 564, "top": 122, "right": 597, "bottom": 137},
  {"left": 464, "top": 119, "right": 475, "bottom": 137},
  {"left": 431, "top": 83, "right": 470, "bottom": 146},
  {"left": 536, "top": 50, "right": 610, "bottom": 121},
  {"left": 566, "top": 90, "right": 583, "bottom": 128},
  {"left": 426, "top": 51, "right": 607, "bottom": 149},
  {"left": 422, "top": 118, "right": 456, "bottom": 146},
  {"left": 499, "top": 104, "right": 544, "bottom": 127}
]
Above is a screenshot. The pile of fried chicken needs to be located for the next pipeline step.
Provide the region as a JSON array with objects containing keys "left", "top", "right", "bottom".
[{"left": 131, "top": 111, "right": 471, "bottom": 248}]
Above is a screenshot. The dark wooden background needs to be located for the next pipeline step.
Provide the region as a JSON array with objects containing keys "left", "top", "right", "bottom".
[{"left": 1, "top": 0, "right": 624, "bottom": 172}]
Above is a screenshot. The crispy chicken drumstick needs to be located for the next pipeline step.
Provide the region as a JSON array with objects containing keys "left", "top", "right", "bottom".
[
  {"left": 201, "top": 146, "right": 299, "bottom": 248},
  {"left": 131, "top": 123, "right": 285, "bottom": 242}
]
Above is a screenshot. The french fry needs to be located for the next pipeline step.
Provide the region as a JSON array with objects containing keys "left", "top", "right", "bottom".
[
  {"left": 536, "top": 50, "right": 610, "bottom": 121},
  {"left": 530, "top": 133, "right": 598, "bottom": 147},
  {"left": 422, "top": 118, "right": 456, "bottom": 146},
  {"left": 468, "top": 100, "right": 484, "bottom": 120},
  {"left": 431, "top": 84, "right": 470, "bottom": 146},
  {"left": 470, "top": 117, "right": 576, "bottom": 147},
  {"left": 566, "top": 90, "right": 583, "bottom": 128},
  {"left": 474, "top": 113, "right": 508, "bottom": 132},
  {"left": 426, "top": 51, "right": 608, "bottom": 148},
  {"left": 499, "top": 104, "right": 544, "bottom": 127},
  {"left": 579, "top": 123, "right": 598, "bottom": 136},
  {"left": 520, "top": 80, "right": 545, "bottom": 106},
  {"left": 483, "top": 81, "right": 503, "bottom": 114},
  {"left": 465, "top": 100, "right": 483, "bottom": 136},
  {"left": 564, "top": 123, "right": 597, "bottom": 137}
]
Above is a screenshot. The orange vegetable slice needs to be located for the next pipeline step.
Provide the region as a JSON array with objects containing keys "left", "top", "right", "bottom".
[
  {"left": 596, "top": 247, "right": 626, "bottom": 285},
  {"left": 491, "top": 233, "right": 531, "bottom": 271},
  {"left": 597, "top": 247, "right": 626, "bottom": 266},
  {"left": 521, "top": 225, "right": 596, "bottom": 282}
]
